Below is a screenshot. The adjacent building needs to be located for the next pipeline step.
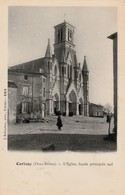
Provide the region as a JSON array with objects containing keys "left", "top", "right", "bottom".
[
  {"left": 8, "top": 69, "right": 46, "bottom": 122},
  {"left": 89, "top": 103, "right": 104, "bottom": 117},
  {"left": 8, "top": 80, "right": 18, "bottom": 123}
]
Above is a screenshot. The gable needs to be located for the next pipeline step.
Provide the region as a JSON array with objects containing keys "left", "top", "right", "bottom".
[
  {"left": 66, "top": 82, "right": 78, "bottom": 101},
  {"left": 52, "top": 82, "right": 60, "bottom": 99},
  {"left": 66, "top": 51, "right": 72, "bottom": 64}
]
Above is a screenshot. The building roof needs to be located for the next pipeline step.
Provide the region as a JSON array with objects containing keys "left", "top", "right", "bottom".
[
  {"left": 54, "top": 21, "right": 75, "bottom": 29},
  {"left": 9, "top": 57, "right": 45, "bottom": 73},
  {"left": 82, "top": 56, "right": 89, "bottom": 72},
  {"left": 45, "top": 39, "right": 52, "bottom": 58},
  {"left": 8, "top": 68, "right": 46, "bottom": 77},
  {"left": 107, "top": 32, "right": 117, "bottom": 39},
  {"left": 89, "top": 103, "right": 103, "bottom": 108},
  {"left": 8, "top": 80, "right": 18, "bottom": 88}
]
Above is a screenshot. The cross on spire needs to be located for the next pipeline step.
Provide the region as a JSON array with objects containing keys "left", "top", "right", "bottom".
[{"left": 64, "top": 13, "right": 66, "bottom": 22}]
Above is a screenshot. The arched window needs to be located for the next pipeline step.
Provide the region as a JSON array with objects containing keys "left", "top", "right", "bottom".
[
  {"left": 70, "top": 65, "right": 72, "bottom": 77},
  {"left": 79, "top": 73, "right": 81, "bottom": 82},
  {"left": 62, "top": 66, "right": 66, "bottom": 75},
  {"left": 62, "top": 66, "right": 64, "bottom": 74},
  {"left": 68, "top": 29, "right": 72, "bottom": 42},
  {"left": 68, "top": 61, "right": 72, "bottom": 79},
  {"left": 64, "top": 66, "right": 66, "bottom": 75},
  {"left": 61, "top": 28, "right": 63, "bottom": 41},
  {"left": 68, "top": 64, "right": 70, "bottom": 78},
  {"left": 54, "top": 65, "right": 57, "bottom": 75}
]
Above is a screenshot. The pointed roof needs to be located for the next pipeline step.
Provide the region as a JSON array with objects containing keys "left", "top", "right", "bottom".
[
  {"left": 54, "top": 21, "right": 75, "bottom": 30},
  {"left": 9, "top": 58, "right": 45, "bottom": 73},
  {"left": 45, "top": 39, "right": 52, "bottom": 58},
  {"left": 107, "top": 32, "right": 117, "bottom": 40},
  {"left": 82, "top": 56, "right": 89, "bottom": 72}
]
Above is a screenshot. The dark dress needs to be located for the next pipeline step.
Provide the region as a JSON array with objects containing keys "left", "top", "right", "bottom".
[
  {"left": 57, "top": 115, "right": 63, "bottom": 130},
  {"left": 107, "top": 114, "right": 111, "bottom": 123}
]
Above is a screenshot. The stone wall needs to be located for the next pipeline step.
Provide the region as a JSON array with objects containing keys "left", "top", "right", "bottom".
[
  {"left": 8, "top": 87, "right": 17, "bottom": 123},
  {"left": 8, "top": 70, "right": 46, "bottom": 121}
]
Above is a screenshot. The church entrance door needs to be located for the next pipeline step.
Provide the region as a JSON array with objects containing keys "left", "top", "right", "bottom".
[
  {"left": 53, "top": 93, "right": 59, "bottom": 115},
  {"left": 69, "top": 102, "right": 72, "bottom": 113},
  {"left": 79, "top": 98, "right": 83, "bottom": 115},
  {"left": 79, "top": 104, "right": 82, "bottom": 115},
  {"left": 54, "top": 101, "right": 58, "bottom": 114},
  {"left": 68, "top": 90, "right": 77, "bottom": 115}
]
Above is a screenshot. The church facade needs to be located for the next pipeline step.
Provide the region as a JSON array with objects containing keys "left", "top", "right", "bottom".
[{"left": 9, "top": 21, "right": 89, "bottom": 117}]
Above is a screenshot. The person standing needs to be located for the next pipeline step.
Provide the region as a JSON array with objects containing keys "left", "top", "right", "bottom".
[{"left": 56, "top": 113, "right": 63, "bottom": 130}]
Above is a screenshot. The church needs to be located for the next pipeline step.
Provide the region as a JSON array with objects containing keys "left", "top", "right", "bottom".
[{"left": 9, "top": 20, "right": 89, "bottom": 118}]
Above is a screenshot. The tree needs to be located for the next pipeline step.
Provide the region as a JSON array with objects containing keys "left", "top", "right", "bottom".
[{"left": 103, "top": 103, "right": 113, "bottom": 114}]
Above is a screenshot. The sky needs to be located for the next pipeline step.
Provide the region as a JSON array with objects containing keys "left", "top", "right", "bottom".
[{"left": 8, "top": 6, "right": 117, "bottom": 107}]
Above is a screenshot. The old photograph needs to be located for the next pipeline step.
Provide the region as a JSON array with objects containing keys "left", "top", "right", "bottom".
[{"left": 8, "top": 6, "right": 117, "bottom": 151}]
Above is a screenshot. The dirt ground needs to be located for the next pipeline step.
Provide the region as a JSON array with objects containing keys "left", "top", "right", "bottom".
[
  {"left": 8, "top": 115, "right": 114, "bottom": 135},
  {"left": 8, "top": 115, "right": 116, "bottom": 152}
]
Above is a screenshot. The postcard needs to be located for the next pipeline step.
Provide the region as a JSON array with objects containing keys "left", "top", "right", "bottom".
[{"left": 0, "top": 0, "right": 125, "bottom": 194}]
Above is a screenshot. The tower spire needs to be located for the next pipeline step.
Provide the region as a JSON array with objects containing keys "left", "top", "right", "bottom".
[
  {"left": 45, "top": 39, "right": 52, "bottom": 58},
  {"left": 82, "top": 56, "right": 89, "bottom": 72}
]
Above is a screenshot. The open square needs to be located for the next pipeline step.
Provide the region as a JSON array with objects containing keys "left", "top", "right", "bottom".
[{"left": 8, "top": 115, "right": 116, "bottom": 151}]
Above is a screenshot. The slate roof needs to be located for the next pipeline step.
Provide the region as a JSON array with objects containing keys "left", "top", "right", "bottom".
[
  {"left": 8, "top": 68, "right": 46, "bottom": 77},
  {"left": 9, "top": 57, "right": 45, "bottom": 73},
  {"left": 54, "top": 21, "right": 75, "bottom": 30},
  {"left": 89, "top": 103, "right": 103, "bottom": 108}
]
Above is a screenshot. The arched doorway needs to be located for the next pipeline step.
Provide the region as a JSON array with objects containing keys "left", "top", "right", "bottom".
[
  {"left": 53, "top": 93, "right": 59, "bottom": 115},
  {"left": 69, "top": 90, "right": 77, "bottom": 115},
  {"left": 79, "top": 98, "right": 83, "bottom": 115}
]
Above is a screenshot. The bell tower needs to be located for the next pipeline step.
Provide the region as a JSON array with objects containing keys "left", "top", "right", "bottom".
[
  {"left": 54, "top": 21, "right": 75, "bottom": 62},
  {"left": 54, "top": 21, "right": 76, "bottom": 114}
]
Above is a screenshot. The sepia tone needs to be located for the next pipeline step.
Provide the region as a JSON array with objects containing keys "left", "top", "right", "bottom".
[{"left": 8, "top": 13, "right": 117, "bottom": 151}]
